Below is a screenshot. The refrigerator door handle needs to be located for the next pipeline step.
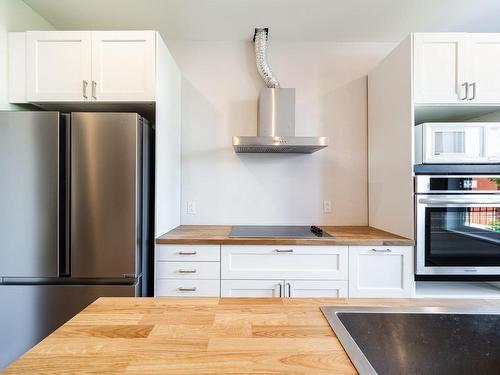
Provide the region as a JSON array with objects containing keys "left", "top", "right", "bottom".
[{"left": 59, "top": 114, "right": 71, "bottom": 277}]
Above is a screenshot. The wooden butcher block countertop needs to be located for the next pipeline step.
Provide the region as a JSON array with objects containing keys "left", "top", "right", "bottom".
[
  {"left": 156, "top": 225, "right": 414, "bottom": 246},
  {"left": 5, "top": 297, "right": 499, "bottom": 374}
]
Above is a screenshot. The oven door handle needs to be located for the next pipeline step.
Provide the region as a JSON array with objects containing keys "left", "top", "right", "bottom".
[{"left": 418, "top": 198, "right": 500, "bottom": 205}]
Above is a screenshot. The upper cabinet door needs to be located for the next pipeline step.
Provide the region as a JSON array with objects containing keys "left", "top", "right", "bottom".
[
  {"left": 27, "top": 31, "right": 91, "bottom": 102},
  {"left": 468, "top": 34, "right": 500, "bottom": 104},
  {"left": 91, "top": 31, "right": 156, "bottom": 101},
  {"left": 413, "top": 33, "right": 468, "bottom": 104}
]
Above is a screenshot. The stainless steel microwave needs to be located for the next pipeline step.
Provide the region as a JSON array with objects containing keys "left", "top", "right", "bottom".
[{"left": 415, "top": 123, "right": 500, "bottom": 164}]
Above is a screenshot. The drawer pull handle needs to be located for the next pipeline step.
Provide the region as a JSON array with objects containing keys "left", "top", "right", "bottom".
[
  {"left": 274, "top": 249, "right": 294, "bottom": 253},
  {"left": 178, "top": 287, "right": 197, "bottom": 292},
  {"left": 370, "top": 249, "right": 392, "bottom": 253},
  {"left": 179, "top": 251, "right": 197, "bottom": 255},
  {"left": 178, "top": 269, "right": 197, "bottom": 273}
]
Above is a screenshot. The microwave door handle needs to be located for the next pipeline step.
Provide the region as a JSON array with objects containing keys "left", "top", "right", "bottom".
[
  {"left": 419, "top": 198, "right": 500, "bottom": 205},
  {"left": 468, "top": 82, "right": 476, "bottom": 100},
  {"left": 460, "top": 82, "right": 469, "bottom": 100}
]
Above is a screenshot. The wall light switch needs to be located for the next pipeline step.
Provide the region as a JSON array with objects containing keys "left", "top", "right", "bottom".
[
  {"left": 187, "top": 201, "right": 196, "bottom": 215},
  {"left": 323, "top": 200, "right": 332, "bottom": 214}
]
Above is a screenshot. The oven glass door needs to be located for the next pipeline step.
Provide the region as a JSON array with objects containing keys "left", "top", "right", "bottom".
[
  {"left": 417, "top": 195, "right": 500, "bottom": 274},
  {"left": 425, "top": 207, "right": 500, "bottom": 267}
]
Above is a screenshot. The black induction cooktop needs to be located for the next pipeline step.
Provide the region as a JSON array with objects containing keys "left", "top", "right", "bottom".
[
  {"left": 229, "top": 225, "right": 332, "bottom": 238},
  {"left": 321, "top": 306, "right": 500, "bottom": 375}
]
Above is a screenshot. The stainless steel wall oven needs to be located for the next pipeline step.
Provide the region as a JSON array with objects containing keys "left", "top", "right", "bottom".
[{"left": 415, "top": 175, "right": 500, "bottom": 280}]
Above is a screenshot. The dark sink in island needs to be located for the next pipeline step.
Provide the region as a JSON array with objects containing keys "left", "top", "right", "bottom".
[{"left": 321, "top": 306, "right": 500, "bottom": 375}]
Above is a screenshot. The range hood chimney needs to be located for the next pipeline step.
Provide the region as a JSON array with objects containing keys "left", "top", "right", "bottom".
[{"left": 233, "top": 28, "right": 328, "bottom": 154}]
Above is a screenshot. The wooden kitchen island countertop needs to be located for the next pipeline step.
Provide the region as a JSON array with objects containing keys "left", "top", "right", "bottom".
[
  {"left": 5, "top": 297, "right": 500, "bottom": 374},
  {"left": 156, "top": 225, "right": 414, "bottom": 246}
]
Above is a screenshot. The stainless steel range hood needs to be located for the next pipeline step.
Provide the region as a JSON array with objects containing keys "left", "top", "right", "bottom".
[
  {"left": 233, "top": 88, "right": 328, "bottom": 153},
  {"left": 233, "top": 28, "right": 328, "bottom": 154}
]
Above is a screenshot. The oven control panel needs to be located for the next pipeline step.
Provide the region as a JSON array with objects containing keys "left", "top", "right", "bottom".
[{"left": 416, "top": 175, "right": 500, "bottom": 194}]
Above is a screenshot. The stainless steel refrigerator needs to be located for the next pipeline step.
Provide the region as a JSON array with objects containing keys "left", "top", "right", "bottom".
[{"left": 0, "top": 112, "right": 153, "bottom": 369}]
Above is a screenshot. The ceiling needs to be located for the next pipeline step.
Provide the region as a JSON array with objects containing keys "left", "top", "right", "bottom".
[{"left": 23, "top": 0, "right": 500, "bottom": 42}]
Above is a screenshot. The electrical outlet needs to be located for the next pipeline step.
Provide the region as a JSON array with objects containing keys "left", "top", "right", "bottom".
[
  {"left": 323, "top": 200, "right": 332, "bottom": 214},
  {"left": 186, "top": 201, "right": 196, "bottom": 215}
]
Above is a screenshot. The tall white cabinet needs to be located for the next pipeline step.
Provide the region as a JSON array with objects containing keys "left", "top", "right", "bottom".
[{"left": 369, "top": 32, "right": 500, "bottom": 240}]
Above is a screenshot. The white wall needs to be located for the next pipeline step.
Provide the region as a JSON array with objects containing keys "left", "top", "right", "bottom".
[
  {"left": 0, "top": 0, "right": 54, "bottom": 110},
  {"left": 167, "top": 41, "right": 395, "bottom": 225}
]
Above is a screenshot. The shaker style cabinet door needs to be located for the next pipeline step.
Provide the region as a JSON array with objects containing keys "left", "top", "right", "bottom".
[
  {"left": 468, "top": 34, "right": 500, "bottom": 104},
  {"left": 221, "top": 280, "right": 284, "bottom": 298},
  {"left": 285, "top": 280, "right": 348, "bottom": 298},
  {"left": 348, "top": 246, "right": 414, "bottom": 298},
  {"left": 413, "top": 33, "right": 468, "bottom": 104},
  {"left": 91, "top": 31, "right": 156, "bottom": 101},
  {"left": 26, "top": 31, "right": 92, "bottom": 102}
]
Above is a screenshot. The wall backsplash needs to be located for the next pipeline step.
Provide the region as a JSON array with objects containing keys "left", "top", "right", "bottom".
[{"left": 167, "top": 40, "right": 395, "bottom": 225}]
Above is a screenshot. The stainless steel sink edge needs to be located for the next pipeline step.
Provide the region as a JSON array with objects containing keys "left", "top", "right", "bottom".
[{"left": 320, "top": 306, "right": 500, "bottom": 375}]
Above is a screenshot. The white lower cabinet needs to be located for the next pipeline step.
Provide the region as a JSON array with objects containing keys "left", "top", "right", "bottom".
[
  {"left": 221, "top": 245, "right": 348, "bottom": 280},
  {"left": 348, "top": 246, "right": 414, "bottom": 298},
  {"left": 220, "top": 245, "right": 350, "bottom": 298},
  {"left": 156, "top": 279, "right": 220, "bottom": 297},
  {"left": 287, "top": 280, "right": 348, "bottom": 298},
  {"left": 155, "top": 243, "right": 415, "bottom": 298},
  {"left": 221, "top": 279, "right": 348, "bottom": 298},
  {"left": 155, "top": 244, "right": 221, "bottom": 297},
  {"left": 221, "top": 280, "right": 283, "bottom": 297}
]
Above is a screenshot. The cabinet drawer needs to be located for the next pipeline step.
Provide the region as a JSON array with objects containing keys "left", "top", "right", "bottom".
[
  {"left": 221, "top": 245, "right": 348, "bottom": 280},
  {"left": 156, "top": 244, "right": 220, "bottom": 262},
  {"left": 156, "top": 261, "right": 220, "bottom": 279},
  {"left": 155, "top": 279, "right": 220, "bottom": 297},
  {"left": 348, "top": 246, "right": 414, "bottom": 298}
]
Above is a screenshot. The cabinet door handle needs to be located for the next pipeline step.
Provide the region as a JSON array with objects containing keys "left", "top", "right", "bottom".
[
  {"left": 468, "top": 82, "right": 476, "bottom": 100},
  {"left": 274, "top": 249, "right": 294, "bottom": 253},
  {"left": 370, "top": 248, "right": 392, "bottom": 253},
  {"left": 178, "top": 269, "right": 197, "bottom": 273},
  {"left": 277, "top": 283, "right": 282, "bottom": 298},
  {"left": 178, "top": 251, "right": 197, "bottom": 255},
  {"left": 178, "top": 287, "right": 197, "bottom": 292},
  {"left": 82, "top": 80, "right": 88, "bottom": 99},
  {"left": 91, "top": 81, "right": 97, "bottom": 99},
  {"left": 460, "top": 82, "right": 469, "bottom": 100},
  {"left": 286, "top": 282, "right": 292, "bottom": 297}
]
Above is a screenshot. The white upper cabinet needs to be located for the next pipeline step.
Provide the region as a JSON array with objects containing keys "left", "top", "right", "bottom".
[
  {"left": 91, "top": 31, "right": 156, "bottom": 101},
  {"left": 27, "top": 31, "right": 92, "bottom": 102},
  {"left": 24, "top": 30, "right": 156, "bottom": 102},
  {"left": 468, "top": 34, "right": 500, "bottom": 103},
  {"left": 414, "top": 32, "right": 500, "bottom": 104},
  {"left": 413, "top": 33, "right": 468, "bottom": 104}
]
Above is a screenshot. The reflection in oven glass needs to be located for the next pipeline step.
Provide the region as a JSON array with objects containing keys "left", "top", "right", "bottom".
[{"left": 425, "top": 207, "right": 500, "bottom": 267}]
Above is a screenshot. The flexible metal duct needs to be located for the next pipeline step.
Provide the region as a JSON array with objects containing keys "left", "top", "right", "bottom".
[{"left": 254, "top": 28, "right": 280, "bottom": 88}]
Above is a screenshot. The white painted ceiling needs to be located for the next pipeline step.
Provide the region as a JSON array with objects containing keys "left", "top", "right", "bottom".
[{"left": 23, "top": 0, "right": 500, "bottom": 42}]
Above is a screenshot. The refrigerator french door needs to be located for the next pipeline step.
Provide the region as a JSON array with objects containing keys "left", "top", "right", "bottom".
[{"left": 0, "top": 111, "right": 152, "bottom": 369}]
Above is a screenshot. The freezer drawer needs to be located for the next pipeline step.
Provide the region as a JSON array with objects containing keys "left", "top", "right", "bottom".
[
  {"left": 0, "top": 281, "right": 140, "bottom": 370},
  {"left": 0, "top": 112, "right": 61, "bottom": 278}
]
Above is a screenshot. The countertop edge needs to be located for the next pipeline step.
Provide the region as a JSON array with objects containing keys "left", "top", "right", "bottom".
[
  {"left": 155, "top": 238, "right": 414, "bottom": 246},
  {"left": 155, "top": 225, "right": 415, "bottom": 246}
]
